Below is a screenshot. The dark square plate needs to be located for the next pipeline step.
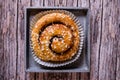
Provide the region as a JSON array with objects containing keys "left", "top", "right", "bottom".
[{"left": 25, "top": 7, "right": 90, "bottom": 72}]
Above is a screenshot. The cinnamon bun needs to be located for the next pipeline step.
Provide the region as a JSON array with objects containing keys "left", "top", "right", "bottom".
[{"left": 30, "top": 11, "right": 80, "bottom": 62}]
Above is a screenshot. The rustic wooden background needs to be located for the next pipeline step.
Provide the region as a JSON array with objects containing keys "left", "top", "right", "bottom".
[{"left": 0, "top": 0, "right": 120, "bottom": 80}]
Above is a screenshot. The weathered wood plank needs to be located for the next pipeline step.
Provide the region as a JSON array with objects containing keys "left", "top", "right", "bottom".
[
  {"left": 0, "top": 4, "right": 5, "bottom": 77},
  {"left": 43, "top": 73, "right": 72, "bottom": 80},
  {"left": 31, "top": 0, "right": 43, "bottom": 6},
  {"left": 26, "top": 72, "right": 35, "bottom": 80},
  {"left": 116, "top": 0, "right": 120, "bottom": 80},
  {"left": 71, "top": 73, "right": 81, "bottom": 80},
  {"left": 54, "top": 0, "right": 67, "bottom": 7},
  {"left": 78, "top": 0, "right": 89, "bottom": 7},
  {"left": 1, "top": 0, "right": 18, "bottom": 79},
  {"left": 0, "top": 0, "right": 4, "bottom": 79},
  {"left": 44, "top": 0, "right": 55, "bottom": 6},
  {"left": 80, "top": 73, "right": 90, "bottom": 80},
  {"left": 66, "top": 0, "right": 77, "bottom": 7},
  {"left": 99, "top": 0, "right": 120, "bottom": 80},
  {"left": 89, "top": 0, "right": 103, "bottom": 80},
  {"left": 17, "top": 0, "right": 32, "bottom": 80}
]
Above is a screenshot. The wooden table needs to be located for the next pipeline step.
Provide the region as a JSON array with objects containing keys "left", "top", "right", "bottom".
[{"left": 0, "top": 0, "right": 120, "bottom": 80}]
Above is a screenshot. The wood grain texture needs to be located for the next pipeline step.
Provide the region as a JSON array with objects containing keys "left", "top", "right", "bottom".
[
  {"left": 0, "top": 0, "right": 120, "bottom": 80},
  {"left": 31, "top": 0, "right": 43, "bottom": 6},
  {"left": 1, "top": 0, "right": 17, "bottom": 80},
  {"left": 116, "top": 0, "right": 120, "bottom": 80},
  {"left": 78, "top": 0, "right": 89, "bottom": 7},
  {"left": 99, "top": 0, "right": 120, "bottom": 80},
  {"left": 26, "top": 72, "right": 35, "bottom": 80},
  {"left": 0, "top": 0, "right": 4, "bottom": 79},
  {"left": 54, "top": 0, "right": 67, "bottom": 7},
  {"left": 44, "top": 0, "right": 55, "bottom": 6},
  {"left": 66, "top": 0, "right": 77, "bottom": 7},
  {"left": 17, "top": 0, "right": 31, "bottom": 80},
  {"left": 89, "top": 0, "right": 103, "bottom": 80}
]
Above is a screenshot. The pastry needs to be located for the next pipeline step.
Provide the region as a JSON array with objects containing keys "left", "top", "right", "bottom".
[{"left": 30, "top": 10, "right": 82, "bottom": 63}]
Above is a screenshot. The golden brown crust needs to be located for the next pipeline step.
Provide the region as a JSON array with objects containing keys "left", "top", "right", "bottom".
[{"left": 31, "top": 12, "right": 80, "bottom": 61}]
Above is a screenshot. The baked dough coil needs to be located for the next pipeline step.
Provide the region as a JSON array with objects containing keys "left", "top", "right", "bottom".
[
  {"left": 31, "top": 12, "right": 80, "bottom": 62},
  {"left": 30, "top": 10, "right": 84, "bottom": 67}
]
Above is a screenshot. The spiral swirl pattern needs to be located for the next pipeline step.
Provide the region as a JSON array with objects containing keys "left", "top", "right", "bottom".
[{"left": 31, "top": 11, "right": 80, "bottom": 62}]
